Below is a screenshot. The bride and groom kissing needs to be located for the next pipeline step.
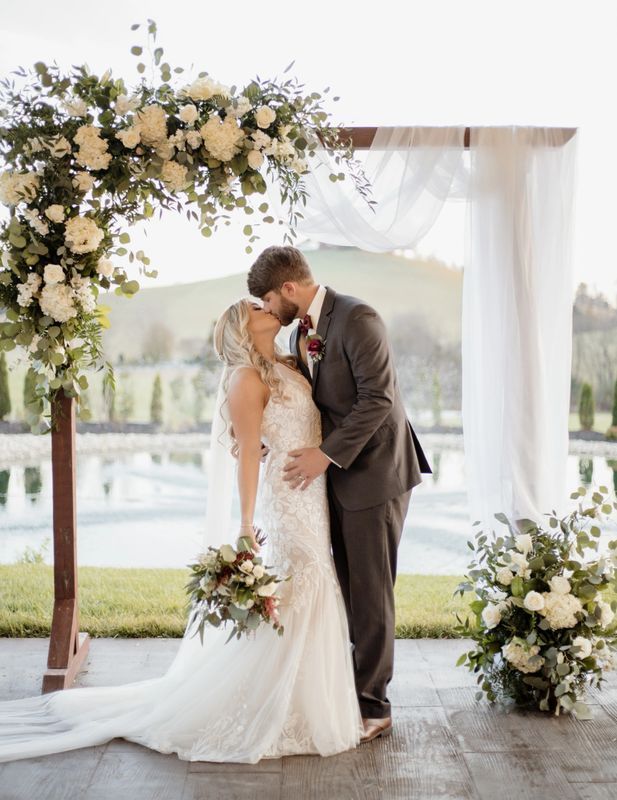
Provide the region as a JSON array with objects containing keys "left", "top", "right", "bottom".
[{"left": 0, "top": 245, "right": 431, "bottom": 765}]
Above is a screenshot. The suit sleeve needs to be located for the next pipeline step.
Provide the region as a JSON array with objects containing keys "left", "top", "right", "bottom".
[{"left": 319, "top": 306, "right": 395, "bottom": 470}]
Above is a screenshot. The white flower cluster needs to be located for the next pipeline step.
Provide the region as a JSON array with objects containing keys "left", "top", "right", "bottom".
[
  {"left": 23, "top": 208, "right": 49, "bottom": 236},
  {"left": 64, "top": 215, "right": 104, "bottom": 254},
  {"left": 160, "top": 160, "right": 189, "bottom": 192},
  {"left": 225, "top": 95, "right": 252, "bottom": 119},
  {"left": 70, "top": 274, "right": 96, "bottom": 314},
  {"left": 39, "top": 282, "right": 77, "bottom": 323},
  {"left": 113, "top": 94, "right": 140, "bottom": 116},
  {"left": 72, "top": 171, "right": 95, "bottom": 193},
  {"left": 62, "top": 96, "right": 88, "bottom": 117},
  {"left": 502, "top": 639, "right": 545, "bottom": 673},
  {"left": 0, "top": 170, "right": 40, "bottom": 206},
  {"left": 135, "top": 105, "right": 168, "bottom": 147},
  {"left": 46, "top": 135, "right": 72, "bottom": 159},
  {"left": 254, "top": 106, "right": 276, "bottom": 129},
  {"left": 74, "top": 125, "right": 112, "bottom": 171},
  {"left": 537, "top": 591, "right": 583, "bottom": 630},
  {"left": 16, "top": 273, "right": 42, "bottom": 308},
  {"left": 200, "top": 116, "right": 245, "bottom": 162},
  {"left": 184, "top": 76, "right": 231, "bottom": 102}
]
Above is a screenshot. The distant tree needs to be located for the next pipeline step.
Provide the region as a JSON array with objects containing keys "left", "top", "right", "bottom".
[
  {"left": 0, "top": 352, "right": 11, "bottom": 420},
  {"left": 102, "top": 376, "right": 117, "bottom": 422},
  {"left": 613, "top": 378, "right": 617, "bottom": 427},
  {"left": 22, "top": 367, "right": 37, "bottom": 420},
  {"left": 117, "top": 373, "right": 135, "bottom": 422},
  {"left": 579, "top": 383, "right": 595, "bottom": 431},
  {"left": 431, "top": 372, "right": 442, "bottom": 427},
  {"left": 150, "top": 373, "right": 164, "bottom": 425},
  {"left": 142, "top": 322, "right": 175, "bottom": 363}
]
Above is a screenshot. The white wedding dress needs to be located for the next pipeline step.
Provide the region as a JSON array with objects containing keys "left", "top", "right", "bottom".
[{"left": 0, "top": 362, "right": 364, "bottom": 763}]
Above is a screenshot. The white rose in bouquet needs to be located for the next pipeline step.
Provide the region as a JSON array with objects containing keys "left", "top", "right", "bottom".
[
  {"left": 496, "top": 567, "right": 514, "bottom": 586},
  {"left": 247, "top": 150, "right": 264, "bottom": 170},
  {"left": 254, "top": 106, "right": 277, "bottom": 129},
  {"left": 523, "top": 590, "right": 545, "bottom": 612},
  {"left": 43, "top": 263, "right": 65, "bottom": 284},
  {"left": 481, "top": 603, "right": 502, "bottom": 629},
  {"left": 549, "top": 575, "right": 571, "bottom": 594},
  {"left": 571, "top": 636, "right": 593, "bottom": 658},
  {"left": 96, "top": 257, "right": 115, "bottom": 278},
  {"left": 256, "top": 582, "right": 277, "bottom": 597},
  {"left": 515, "top": 533, "right": 534, "bottom": 554},
  {"left": 113, "top": 94, "right": 140, "bottom": 115},
  {"left": 179, "top": 104, "right": 199, "bottom": 124},
  {"left": 597, "top": 600, "right": 615, "bottom": 628},
  {"left": 252, "top": 564, "right": 265, "bottom": 580},
  {"left": 44, "top": 204, "right": 65, "bottom": 223},
  {"left": 72, "top": 171, "right": 95, "bottom": 193},
  {"left": 116, "top": 127, "right": 141, "bottom": 149}
]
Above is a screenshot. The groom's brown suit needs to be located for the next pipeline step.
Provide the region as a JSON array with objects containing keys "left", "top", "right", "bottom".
[{"left": 290, "top": 286, "right": 431, "bottom": 719}]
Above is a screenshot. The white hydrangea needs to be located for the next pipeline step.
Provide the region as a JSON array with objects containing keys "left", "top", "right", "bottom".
[
  {"left": 247, "top": 149, "right": 264, "bottom": 170},
  {"left": 43, "top": 263, "right": 65, "bottom": 284},
  {"left": 135, "top": 105, "right": 168, "bottom": 147},
  {"left": 502, "top": 639, "right": 544, "bottom": 673},
  {"left": 0, "top": 170, "right": 40, "bottom": 206},
  {"left": 44, "top": 204, "right": 65, "bottom": 224},
  {"left": 28, "top": 333, "right": 42, "bottom": 353},
  {"left": 264, "top": 138, "right": 296, "bottom": 161},
  {"left": 200, "top": 116, "right": 245, "bottom": 162},
  {"left": 168, "top": 131, "right": 186, "bottom": 151},
  {"left": 64, "top": 215, "right": 104, "bottom": 254},
  {"left": 113, "top": 94, "right": 140, "bottom": 115},
  {"left": 225, "top": 95, "right": 252, "bottom": 118},
  {"left": 16, "top": 273, "right": 42, "bottom": 307},
  {"left": 72, "top": 171, "right": 95, "bottom": 193},
  {"left": 549, "top": 575, "right": 571, "bottom": 595},
  {"left": 290, "top": 157, "right": 308, "bottom": 174},
  {"left": 254, "top": 106, "right": 277, "bottom": 129},
  {"left": 116, "top": 127, "right": 141, "bottom": 149},
  {"left": 251, "top": 130, "right": 271, "bottom": 151},
  {"left": 96, "top": 256, "right": 115, "bottom": 278},
  {"left": 39, "top": 282, "right": 78, "bottom": 322},
  {"left": 496, "top": 566, "right": 514, "bottom": 586},
  {"left": 523, "top": 590, "right": 545, "bottom": 612},
  {"left": 24, "top": 136, "right": 46, "bottom": 155},
  {"left": 185, "top": 76, "right": 231, "bottom": 102},
  {"left": 537, "top": 591, "right": 583, "bottom": 629},
  {"left": 22, "top": 208, "right": 49, "bottom": 236},
  {"left": 160, "top": 160, "right": 189, "bottom": 192},
  {"left": 179, "top": 104, "right": 199, "bottom": 125},
  {"left": 70, "top": 274, "right": 96, "bottom": 314},
  {"left": 514, "top": 533, "right": 534, "bottom": 554},
  {"left": 74, "top": 125, "right": 112, "bottom": 171}
]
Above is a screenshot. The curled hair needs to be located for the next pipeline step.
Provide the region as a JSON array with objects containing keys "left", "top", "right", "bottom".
[{"left": 212, "top": 297, "right": 296, "bottom": 448}]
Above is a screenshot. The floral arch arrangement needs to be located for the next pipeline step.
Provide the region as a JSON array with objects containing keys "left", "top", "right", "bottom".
[{"left": 0, "top": 19, "right": 370, "bottom": 432}]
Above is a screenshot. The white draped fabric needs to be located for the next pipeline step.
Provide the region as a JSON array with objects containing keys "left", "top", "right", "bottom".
[{"left": 268, "top": 125, "right": 578, "bottom": 527}]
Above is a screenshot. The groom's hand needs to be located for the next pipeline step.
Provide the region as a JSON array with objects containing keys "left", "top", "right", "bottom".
[{"left": 283, "top": 447, "right": 330, "bottom": 491}]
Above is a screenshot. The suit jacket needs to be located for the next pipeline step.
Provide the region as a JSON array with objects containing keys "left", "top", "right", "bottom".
[{"left": 290, "top": 286, "right": 431, "bottom": 511}]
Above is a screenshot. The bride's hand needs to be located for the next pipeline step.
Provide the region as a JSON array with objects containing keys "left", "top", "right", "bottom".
[{"left": 238, "top": 524, "right": 261, "bottom": 554}]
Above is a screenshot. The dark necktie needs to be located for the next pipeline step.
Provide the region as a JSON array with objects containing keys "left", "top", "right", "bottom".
[{"left": 298, "top": 314, "right": 313, "bottom": 337}]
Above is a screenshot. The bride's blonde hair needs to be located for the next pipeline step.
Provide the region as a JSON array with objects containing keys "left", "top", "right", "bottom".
[{"left": 212, "top": 298, "right": 296, "bottom": 447}]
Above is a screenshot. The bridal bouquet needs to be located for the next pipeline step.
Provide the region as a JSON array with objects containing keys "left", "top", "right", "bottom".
[
  {"left": 453, "top": 485, "right": 617, "bottom": 718},
  {"left": 185, "top": 530, "right": 290, "bottom": 644}
]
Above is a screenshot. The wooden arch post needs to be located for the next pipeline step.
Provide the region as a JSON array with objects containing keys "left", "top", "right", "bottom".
[{"left": 44, "top": 124, "right": 577, "bottom": 692}]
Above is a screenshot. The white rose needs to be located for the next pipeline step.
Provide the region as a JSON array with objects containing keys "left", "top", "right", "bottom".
[
  {"left": 44, "top": 204, "right": 65, "bottom": 224},
  {"left": 179, "top": 105, "right": 199, "bottom": 124},
  {"left": 247, "top": 149, "right": 264, "bottom": 170},
  {"left": 244, "top": 574, "right": 255, "bottom": 586},
  {"left": 72, "top": 171, "right": 95, "bottom": 193},
  {"left": 23, "top": 208, "right": 49, "bottom": 236},
  {"left": 96, "top": 257, "right": 114, "bottom": 278},
  {"left": 572, "top": 636, "right": 592, "bottom": 659},
  {"left": 64, "top": 215, "right": 104, "bottom": 254},
  {"left": 251, "top": 130, "right": 271, "bottom": 150},
  {"left": 238, "top": 560, "right": 254, "bottom": 574},
  {"left": 549, "top": 575, "right": 571, "bottom": 595},
  {"left": 234, "top": 599, "right": 255, "bottom": 610},
  {"left": 509, "top": 552, "right": 529, "bottom": 573},
  {"left": 43, "top": 263, "right": 65, "bottom": 284},
  {"left": 62, "top": 96, "right": 88, "bottom": 117},
  {"left": 523, "top": 590, "right": 545, "bottom": 612},
  {"left": 256, "top": 582, "right": 277, "bottom": 597},
  {"left": 515, "top": 533, "right": 534, "bottom": 554},
  {"left": 219, "top": 544, "right": 237, "bottom": 563},
  {"left": 481, "top": 603, "right": 502, "bottom": 629},
  {"left": 252, "top": 564, "right": 265, "bottom": 579},
  {"left": 254, "top": 106, "right": 277, "bottom": 129},
  {"left": 496, "top": 567, "right": 514, "bottom": 586},
  {"left": 291, "top": 158, "right": 308, "bottom": 174},
  {"left": 116, "top": 127, "right": 142, "bottom": 149},
  {"left": 47, "top": 136, "right": 72, "bottom": 158}
]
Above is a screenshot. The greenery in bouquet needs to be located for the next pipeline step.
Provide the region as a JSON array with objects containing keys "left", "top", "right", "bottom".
[
  {"left": 185, "top": 530, "right": 290, "bottom": 645},
  {"left": 453, "top": 485, "right": 617, "bottom": 718},
  {"left": 0, "top": 18, "right": 371, "bottom": 433}
]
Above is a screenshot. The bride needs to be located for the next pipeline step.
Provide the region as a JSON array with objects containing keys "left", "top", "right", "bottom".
[{"left": 0, "top": 298, "right": 364, "bottom": 764}]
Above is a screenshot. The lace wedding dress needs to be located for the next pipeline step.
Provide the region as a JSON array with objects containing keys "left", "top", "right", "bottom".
[{"left": 0, "top": 362, "right": 364, "bottom": 763}]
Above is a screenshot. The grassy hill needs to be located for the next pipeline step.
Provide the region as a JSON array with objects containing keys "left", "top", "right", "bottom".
[{"left": 100, "top": 247, "right": 463, "bottom": 361}]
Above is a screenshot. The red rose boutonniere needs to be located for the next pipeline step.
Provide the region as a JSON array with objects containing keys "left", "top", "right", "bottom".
[{"left": 306, "top": 333, "right": 326, "bottom": 362}]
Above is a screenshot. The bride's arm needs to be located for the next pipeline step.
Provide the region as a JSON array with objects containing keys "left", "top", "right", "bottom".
[{"left": 227, "top": 367, "right": 269, "bottom": 551}]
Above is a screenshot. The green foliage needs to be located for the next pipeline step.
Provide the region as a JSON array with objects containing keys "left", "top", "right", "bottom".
[
  {"left": 453, "top": 486, "right": 617, "bottom": 719},
  {"left": 150, "top": 372, "right": 163, "bottom": 425},
  {"left": 0, "top": 351, "right": 10, "bottom": 420},
  {"left": 579, "top": 382, "right": 595, "bottom": 431}
]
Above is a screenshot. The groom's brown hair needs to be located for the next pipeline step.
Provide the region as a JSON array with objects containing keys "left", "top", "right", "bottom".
[{"left": 247, "top": 245, "right": 313, "bottom": 297}]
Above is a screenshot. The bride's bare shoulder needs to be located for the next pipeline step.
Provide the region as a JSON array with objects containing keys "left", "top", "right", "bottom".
[{"left": 228, "top": 366, "right": 268, "bottom": 405}]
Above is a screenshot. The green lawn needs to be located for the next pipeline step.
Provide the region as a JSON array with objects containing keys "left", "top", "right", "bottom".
[{"left": 0, "top": 565, "right": 475, "bottom": 639}]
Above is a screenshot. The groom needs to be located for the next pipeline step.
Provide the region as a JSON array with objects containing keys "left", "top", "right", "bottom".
[{"left": 247, "top": 245, "right": 431, "bottom": 742}]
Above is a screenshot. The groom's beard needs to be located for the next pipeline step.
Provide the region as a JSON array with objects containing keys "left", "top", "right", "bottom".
[{"left": 277, "top": 297, "right": 299, "bottom": 326}]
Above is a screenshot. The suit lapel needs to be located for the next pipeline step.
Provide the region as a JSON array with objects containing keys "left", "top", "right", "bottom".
[
  {"left": 290, "top": 324, "right": 311, "bottom": 383},
  {"left": 311, "top": 286, "right": 336, "bottom": 398}
]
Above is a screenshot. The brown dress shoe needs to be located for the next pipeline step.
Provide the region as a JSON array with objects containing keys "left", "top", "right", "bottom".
[{"left": 360, "top": 716, "right": 393, "bottom": 743}]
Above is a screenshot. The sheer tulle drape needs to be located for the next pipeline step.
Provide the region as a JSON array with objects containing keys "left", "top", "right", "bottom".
[{"left": 270, "top": 125, "right": 578, "bottom": 525}]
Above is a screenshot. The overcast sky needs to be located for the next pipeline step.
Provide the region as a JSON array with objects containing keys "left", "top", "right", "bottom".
[{"left": 1, "top": 0, "right": 615, "bottom": 300}]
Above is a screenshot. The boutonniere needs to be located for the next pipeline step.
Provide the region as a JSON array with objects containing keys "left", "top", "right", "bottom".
[{"left": 306, "top": 333, "right": 326, "bottom": 362}]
